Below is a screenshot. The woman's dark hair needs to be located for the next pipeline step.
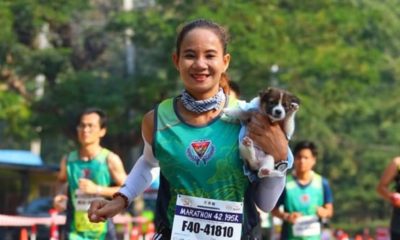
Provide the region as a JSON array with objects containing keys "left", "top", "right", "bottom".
[
  {"left": 77, "top": 107, "right": 108, "bottom": 129},
  {"left": 293, "top": 140, "right": 318, "bottom": 158},
  {"left": 175, "top": 19, "right": 229, "bottom": 56}
]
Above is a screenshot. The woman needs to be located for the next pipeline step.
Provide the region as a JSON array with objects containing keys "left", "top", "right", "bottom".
[{"left": 88, "top": 19, "right": 290, "bottom": 239}]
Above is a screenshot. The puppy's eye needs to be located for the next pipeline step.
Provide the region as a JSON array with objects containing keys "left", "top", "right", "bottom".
[{"left": 282, "top": 103, "right": 290, "bottom": 109}]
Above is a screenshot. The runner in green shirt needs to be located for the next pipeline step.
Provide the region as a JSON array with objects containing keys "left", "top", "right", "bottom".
[
  {"left": 54, "top": 108, "right": 126, "bottom": 239},
  {"left": 272, "top": 141, "right": 333, "bottom": 240}
]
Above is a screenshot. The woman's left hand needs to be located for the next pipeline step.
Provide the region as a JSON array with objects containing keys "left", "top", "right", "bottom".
[
  {"left": 88, "top": 197, "right": 125, "bottom": 223},
  {"left": 246, "top": 112, "right": 288, "bottom": 161}
]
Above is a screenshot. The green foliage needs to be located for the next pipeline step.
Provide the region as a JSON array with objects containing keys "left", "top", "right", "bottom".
[
  {"left": 33, "top": 71, "right": 132, "bottom": 134},
  {"left": 0, "top": 5, "right": 15, "bottom": 63},
  {"left": 27, "top": 48, "right": 71, "bottom": 82},
  {"left": 0, "top": 90, "right": 33, "bottom": 139}
]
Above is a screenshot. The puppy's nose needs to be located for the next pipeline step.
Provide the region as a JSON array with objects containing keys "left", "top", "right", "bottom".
[{"left": 274, "top": 109, "right": 282, "bottom": 116}]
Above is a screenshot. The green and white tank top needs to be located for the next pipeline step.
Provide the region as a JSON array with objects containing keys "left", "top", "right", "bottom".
[
  {"left": 284, "top": 173, "right": 324, "bottom": 240},
  {"left": 154, "top": 97, "right": 249, "bottom": 225},
  {"left": 66, "top": 148, "right": 111, "bottom": 239}
]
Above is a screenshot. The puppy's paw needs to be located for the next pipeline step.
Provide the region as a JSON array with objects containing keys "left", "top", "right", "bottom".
[
  {"left": 242, "top": 136, "right": 253, "bottom": 147},
  {"left": 222, "top": 107, "right": 239, "bottom": 117},
  {"left": 258, "top": 167, "right": 271, "bottom": 178},
  {"left": 221, "top": 108, "right": 240, "bottom": 123},
  {"left": 222, "top": 107, "right": 232, "bottom": 115},
  {"left": 257, "top": 169, "right": 285, "bottom": 178},
  {"left": 290, "top": 102, "right": 299, "bottom": 112}
]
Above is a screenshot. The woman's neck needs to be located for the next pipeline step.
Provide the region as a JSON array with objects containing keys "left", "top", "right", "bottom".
[
  {"left": 177, "top": 97, "right": 225, "bottom": 126},
  {"left": 181, "top": 87, "right": 225, "bottom": 114},
  {"left": 186, "top": 86, "right": 220, "bottom": 100}
]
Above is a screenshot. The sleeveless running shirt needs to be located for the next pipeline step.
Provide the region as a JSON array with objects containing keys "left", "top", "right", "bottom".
[
  {"left": 283, "top": 173, "right": 323, "bottom": 240},
  {"left": 154, "top": 97, "right": 258, "bottom": 236},
  {"left": 66, "top": 148, "right": 113, "bottom": 239}
]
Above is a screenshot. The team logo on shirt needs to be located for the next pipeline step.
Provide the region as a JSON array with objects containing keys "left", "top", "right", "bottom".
[{"left": 186, "top": 139, "right": 215, "bottom": 165}]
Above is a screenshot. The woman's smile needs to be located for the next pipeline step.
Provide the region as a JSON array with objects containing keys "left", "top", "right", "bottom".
[{"left": 191, "top": 73, "right": 209, "bottom": 82}]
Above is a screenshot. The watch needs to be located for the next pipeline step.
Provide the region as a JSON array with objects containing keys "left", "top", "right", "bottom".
[{"left": 275, "top": 160, "right": 289, "bottom": 173}]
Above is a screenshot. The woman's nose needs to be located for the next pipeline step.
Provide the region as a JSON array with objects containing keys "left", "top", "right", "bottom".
[{"left": 192, "top": 57, "right": 207, "bottom": 69}]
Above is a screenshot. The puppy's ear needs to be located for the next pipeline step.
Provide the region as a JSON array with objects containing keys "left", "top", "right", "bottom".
[{"left": 259, "top": 87, "right": 272, "bottom": 97}]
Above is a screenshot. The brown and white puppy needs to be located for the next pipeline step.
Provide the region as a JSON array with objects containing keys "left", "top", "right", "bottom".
[{"left": 223, "top": 87, "right": 300, "bottom": 178}]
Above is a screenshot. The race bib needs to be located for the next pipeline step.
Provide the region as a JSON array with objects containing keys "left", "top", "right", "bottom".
[
  {"left": 292, "top": 215, "right": 321, "bottom": 237},
  {"left": 171, "top": 195, "right": 243, "bottom": 240}
]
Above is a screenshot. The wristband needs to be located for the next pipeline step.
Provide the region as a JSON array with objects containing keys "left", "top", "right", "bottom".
[{"left": 112, "top": 192, "right": 129, "bottom": 209}]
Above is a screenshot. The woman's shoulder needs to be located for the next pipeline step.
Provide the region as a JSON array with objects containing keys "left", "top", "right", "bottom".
[{"left": 142, "top": 110, "right": 155, "bottom": 144}]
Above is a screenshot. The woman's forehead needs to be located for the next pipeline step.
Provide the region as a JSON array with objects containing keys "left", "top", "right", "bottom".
[{"left": 180, "top": 28, "right": 223, "bottom": 51}]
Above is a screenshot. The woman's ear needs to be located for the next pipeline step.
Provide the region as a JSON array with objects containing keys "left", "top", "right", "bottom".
[{"left": 223, "top": 53, "right": 231, "bottom": 72}]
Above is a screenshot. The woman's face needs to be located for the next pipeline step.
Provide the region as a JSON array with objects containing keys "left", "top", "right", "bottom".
[
  {"left": 294, "top": 148, "right": 316, "bottom": 174},
  {"left": 173, "top": 28, "right": 230, "bottom": 99}
]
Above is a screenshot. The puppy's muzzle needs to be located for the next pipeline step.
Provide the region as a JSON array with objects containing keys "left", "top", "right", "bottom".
[
  {"left": 273, "top": 109, "right": 283, "bottom": 117},
  {"left": 270, "top": 106, "right": 286, "bottom": 120}
]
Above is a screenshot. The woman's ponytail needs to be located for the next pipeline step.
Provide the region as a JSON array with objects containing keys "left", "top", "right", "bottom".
[{"left": 220, "top": 73, "right": 230, "bottom": 95}]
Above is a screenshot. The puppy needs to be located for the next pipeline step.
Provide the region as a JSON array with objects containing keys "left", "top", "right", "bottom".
[{"left": 224, "top": 87, "right": 300, "bottom": 178}]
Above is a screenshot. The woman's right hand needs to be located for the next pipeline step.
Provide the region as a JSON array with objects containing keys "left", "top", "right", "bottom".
[
  {"left": 247, "top": 112, "right": 288, "bottom": 161},
  {"left": 88, "top": 197, "right": 126, "bottom": 223}
]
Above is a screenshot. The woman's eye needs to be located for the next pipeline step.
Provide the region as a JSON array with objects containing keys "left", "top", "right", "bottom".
[{"left": 184, "top": 53, "right": 195, "bottom": 59}]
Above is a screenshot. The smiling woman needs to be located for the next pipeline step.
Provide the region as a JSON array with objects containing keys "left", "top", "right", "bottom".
[
  {"left": 172, "top": 27, "right": 230, "bottom": 100},
  {"left": 88, "top": 19, "right": 291, "bottom": 240}
]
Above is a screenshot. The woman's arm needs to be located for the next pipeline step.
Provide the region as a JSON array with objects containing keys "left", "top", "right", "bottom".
[
  {"left": 88, "top": 111, "right": 157, "bottom": 222},
  {"left": 246, "top": 112, "right": 291, "bottom": 211},
  {"left": 255, "top": 176, "right": 286, "bottom": 211},
  {"left": 118, "top": 140, "right": 160, "bottom": 203}
]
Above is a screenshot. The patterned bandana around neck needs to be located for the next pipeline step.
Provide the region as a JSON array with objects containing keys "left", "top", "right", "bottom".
[{"left": 181, "top": 88, "right": 226, "bottom": 113}]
